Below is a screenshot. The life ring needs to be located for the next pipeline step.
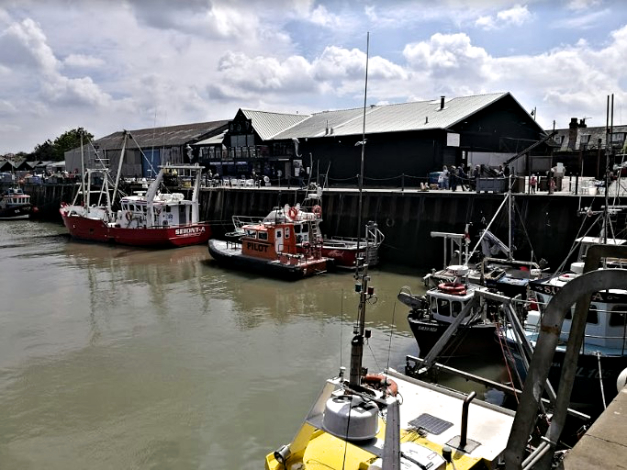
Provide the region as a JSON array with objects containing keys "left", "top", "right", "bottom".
[
  {"left": 362, "top": 374, "right": 398, "bottom": 397},
  {"left": 438, "top": 282, "right": 467, "bottom": 295},
  {"left": 125, "top": 211, "right": 132, "bottom": 222},
  {"left": 386, "top": 217, "right": 395, "bottom": 228},
  {"left": 312, "top": 205, "right": 322, "bottom": 217},
  {"left": 288, "top": 206, "right": 299, "bottom": 219}
]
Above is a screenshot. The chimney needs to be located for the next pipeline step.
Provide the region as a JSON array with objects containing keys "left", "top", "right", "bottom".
[
  {"left": 440, "top": 95, "right": 445, "bottom": 110},
  {"left": 568, "top": 117, "right": 578, "bottom": 150}
]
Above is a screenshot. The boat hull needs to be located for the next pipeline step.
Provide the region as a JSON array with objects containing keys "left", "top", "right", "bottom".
[
  {"left": 0, "top": 206, "right": 32, "bottom": 220},
  {"left": 209, "top": 239, "right": 329, "bottom": 280},
  {"left": 504, "top": 338, "right": 627, "bottom": 412},
  {"left": 408, "top": 312, "right": 499, "bottom": 358},
  {"left": 60, "top": 210, "right": 211, "bottom": 247}
]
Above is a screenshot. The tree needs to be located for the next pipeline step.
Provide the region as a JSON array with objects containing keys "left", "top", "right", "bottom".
[
  {"left": 32, "top": 140, "right": 56, "bottom": 161},
  {"left": 52, "top": 127, "right": 94, "bottom": 161}
]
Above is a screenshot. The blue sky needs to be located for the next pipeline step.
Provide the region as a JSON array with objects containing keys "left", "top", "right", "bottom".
[{"left": 1, "top": 0, "right": 627, "bottom": 154}]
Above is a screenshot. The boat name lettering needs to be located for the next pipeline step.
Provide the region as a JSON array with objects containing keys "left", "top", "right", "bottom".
[
  {"left": 175, "top": 227, "right": 206, "bottom": 236},
  {"left": 246, "top": 242, "right": 269, "bottom": 253},
  {"left": 416, "top": 326, "right": 438, "bottom": 332}
]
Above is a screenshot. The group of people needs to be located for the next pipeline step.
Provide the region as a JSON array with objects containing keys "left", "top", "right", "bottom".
[{"left": 437, "top": 163, "right": 517, "bottom": 191}]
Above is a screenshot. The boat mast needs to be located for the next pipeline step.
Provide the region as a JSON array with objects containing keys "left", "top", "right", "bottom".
[
  {"left": 349, "top": 32, "right": 370, "bottom": 388},
  {"left": 80, "top": 131, "right": 86, "bottom": 207}
]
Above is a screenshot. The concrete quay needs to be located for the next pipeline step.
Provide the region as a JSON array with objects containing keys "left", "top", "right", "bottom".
[{"left": 562, "top": 385, "right": 627, "bottom": 469}]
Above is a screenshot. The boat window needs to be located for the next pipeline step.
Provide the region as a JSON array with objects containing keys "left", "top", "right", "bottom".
[
  {"left": 294, "top": 224, "right": 301, "bottom": 234},
  {"left": 245, "top": 229, "right": 257, "bottom": 238},
  {"left": 276, "top": 230, "right": 282, "bottom": 238},
  {"left": 451, "top": 301, "right": 463, "bottom": 317},
  {"left": 166, "top": 206, "right": 171, "bottom": 213},
  {"left": 565, "top": 305, "right": 599, "bottom": 323},
  {"left": 587, "top": 305, "right": 598, "bottom": 324},
  {"left": 436, "top": 298, "right": 450, "bottom": 317},
  {"left": 258, "top": 231, "right": 268, "bottom": 241},
  {"left": 285, "top": 228, "right": 290, "bottom": 239},
  {"left": 609, "top": 306, "right": 627, "bottom": 327}
]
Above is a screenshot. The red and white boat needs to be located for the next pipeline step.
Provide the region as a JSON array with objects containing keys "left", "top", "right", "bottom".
[{"left": 60, "top": 164, "right": 210, "bottom": 248}]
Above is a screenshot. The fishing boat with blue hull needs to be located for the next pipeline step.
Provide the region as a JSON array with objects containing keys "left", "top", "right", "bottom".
[{"left": 0, "top": 187, "right": 33, "bottom": 220}]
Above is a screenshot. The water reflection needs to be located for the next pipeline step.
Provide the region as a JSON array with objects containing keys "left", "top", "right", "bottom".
[{"left": 1, "top": 221, "right": 492, "bottom": 470}]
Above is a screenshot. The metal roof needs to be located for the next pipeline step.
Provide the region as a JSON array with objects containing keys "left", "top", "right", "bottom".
[
  {"left": 240, "top": 109, "right": 309, "bottom": 140},
  {"left": 193, "top": 129, "right": 227, "bottom": 146},
  {"left": 271, "top": 92, "right": 509, "bottom": 140},
  {"left": 94, "top": 120, "right": 230, "bottom": 151}
]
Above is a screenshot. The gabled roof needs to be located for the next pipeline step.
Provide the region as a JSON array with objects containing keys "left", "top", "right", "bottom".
[
  {"left": 270, "top": 92, "right": 528, "bottom": 140},
  {"left": 240, "top": 109, "right": 309, "bottom": 140},
  {"left": 94, "top": 120, "right": 230, "bottom": 151}
]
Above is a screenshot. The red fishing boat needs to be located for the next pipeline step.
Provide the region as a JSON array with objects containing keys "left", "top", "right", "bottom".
[
  {"left": 208, "top": 205, "right": 332, "bottom": 280},
  {"left": 60, "top": 164, "right": 210, "bottom": 248}
]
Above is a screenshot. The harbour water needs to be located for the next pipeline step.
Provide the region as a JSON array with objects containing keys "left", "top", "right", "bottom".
[{"left": 0, "top": 220, "right": 505, "bottom": 469}]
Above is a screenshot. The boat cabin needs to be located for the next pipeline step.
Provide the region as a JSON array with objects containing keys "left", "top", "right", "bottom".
[
  {"left": 241, "top": 219, "right": 318, "bottom": 260},
  {"left": 117, "top": 193, "right": 192, "bottom": 228},
  {"left": 427, "top": 287, "right": 484, "bottom": 326},
  {"left": 531, "top": 287, "right": 627, "bottom": 351},
  {"left": 1, "top": 188, "right": 30, "bottom": 206}
]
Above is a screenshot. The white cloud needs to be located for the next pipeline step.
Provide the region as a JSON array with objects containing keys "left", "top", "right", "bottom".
[
  {"left": 566, "top": 0, "right": 602, "bottom": 10},
  {"left": 0, "top": 18, "right": 59, "bottom": 73},
  {"left": 63, "top": 54, "right": 105, "bottom": 69},
  {"left": 475, "top": 4, "right": 531, "bottom": 30},
  {"left": 307, "top": 4, "right": 341, "bottom": 28},
  {"left": 551, "top": 8, "right": 609, "bottom": 29}
]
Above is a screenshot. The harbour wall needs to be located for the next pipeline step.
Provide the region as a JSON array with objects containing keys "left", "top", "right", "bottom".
[
  {"left": 20, "top": 183, "right": 607, "bottom": 270},
  {"left": 200, "top": 187, "right": 606, "bottom": 270}
]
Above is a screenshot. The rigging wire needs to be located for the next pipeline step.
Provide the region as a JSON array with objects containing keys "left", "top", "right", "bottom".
[{"left": 386, "top": 302, "right": 397, "bottom": 371}]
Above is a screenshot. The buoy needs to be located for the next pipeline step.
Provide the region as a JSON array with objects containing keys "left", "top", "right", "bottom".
[
  {"left": 362, "top": 374, "right": 398, "bottom": 396},
  {"left": 438, "top": 282, "right": 467, "bottom": 295}
]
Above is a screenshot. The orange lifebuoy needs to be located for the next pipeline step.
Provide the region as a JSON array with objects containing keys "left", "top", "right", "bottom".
[
  {"left": 363, "top": 374, "right": 398, "bottom": 397},
  {"left": 312, "top": 205, "right": 322, "bottom": 216},
  {"left": 288, "top": 206, "right": 299, "bottom": 219},
  {"left": 438, "top": 282, "right": 467, "bottom": 295}
]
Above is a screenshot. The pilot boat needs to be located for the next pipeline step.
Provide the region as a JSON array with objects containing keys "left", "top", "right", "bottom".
[{"left": 208, "top": 204, "right": 331, "bottom": 280}]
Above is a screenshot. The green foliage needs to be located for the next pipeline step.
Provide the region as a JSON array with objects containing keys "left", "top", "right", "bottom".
[
  {"left": 33, "top": 140, "right": 56, "bottom": 161},
  {"left": 52, "top": 127, "right": 94, "bottom": 161}
]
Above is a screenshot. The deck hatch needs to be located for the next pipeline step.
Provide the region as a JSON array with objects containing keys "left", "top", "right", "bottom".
[{"left": 409, "top": 413, "right": 453, "bottom": 435}]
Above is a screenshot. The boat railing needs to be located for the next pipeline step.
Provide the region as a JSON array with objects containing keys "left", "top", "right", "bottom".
[{"left": 231, "top": 215, "right": 265, "bottom": 233}]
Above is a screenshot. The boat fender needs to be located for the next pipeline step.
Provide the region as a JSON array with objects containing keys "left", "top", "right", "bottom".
[
  {"left": 312, "top": 205, "right": 322, "bottom": 217},
  {"left": 125, "top": 212, "right": 132, "bottom": 222},
  {"left": 288, "top": 206, "right": 299, "bottom": 219},
  {"left": 618, "top": 368, "right": 627, "bottom": 393},
  {"left": 438, "top": 282, "right": 466, "bottom": 295},
  {"left": 362, "top": 374, "right": 398, "bottom": 397}
]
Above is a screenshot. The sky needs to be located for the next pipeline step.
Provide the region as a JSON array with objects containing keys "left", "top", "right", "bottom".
[{"left": 1, "top": 0, "right": 627, "bottom": 154}]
